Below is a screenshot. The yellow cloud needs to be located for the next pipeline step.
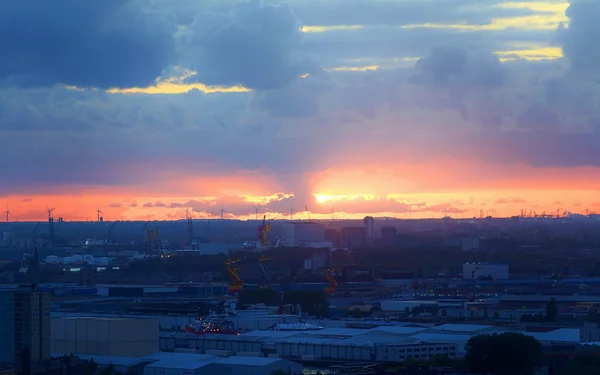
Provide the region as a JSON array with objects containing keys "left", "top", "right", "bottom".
[
  {"left": 302, "top": 25, "right": 364, "bottom": 33},
  {"left": 328, "top": 65, "right": 380, "bottom": 72},
  {"left": 243, "top": 193, "right": 294, "bottom": 205},
  {"left": 402, "top": 1, "right": 569, "bottom": 31},
  {"left": 314, "top": 194, "right": 376, "bottom": 203},
  {"left": 107, "top": 69, "right": 250, "bottom": 95},
  {"left": 495, "top": 46, "right": 564, "bottom": 62},
  {"left": 497, "top": 1, "right": 569, "bottom": 14}
]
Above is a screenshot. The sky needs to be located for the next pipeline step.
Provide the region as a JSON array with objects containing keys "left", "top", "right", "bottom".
[{"left": 1, "top": 0, "right": 600, "bottom": 222}]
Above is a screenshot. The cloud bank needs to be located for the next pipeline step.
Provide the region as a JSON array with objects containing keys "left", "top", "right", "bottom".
[{"left": 2, "top": 0, "right": 600, "bottom": 220}]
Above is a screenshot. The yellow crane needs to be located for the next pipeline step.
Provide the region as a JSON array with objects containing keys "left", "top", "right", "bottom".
[
  {"left": 324, "top": 268, "right": 338, "bottom": 294},
  {"left": 224, "top": 258, "right": 244, "bottom": 294}
]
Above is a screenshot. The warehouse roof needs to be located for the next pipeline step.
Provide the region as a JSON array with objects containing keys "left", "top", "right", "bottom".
[
  {"left": 217, "top": 356, "right": 284, "bottom": 366},
  {"left": 144, "top": 353, "right": 218, "bottom": 370},
  {"left": 370, "top": 326, "right": 428, "bottom": 335},
  {"left": 145, "top": 359, "right": 215, "bottom": 370},
  {"left": 60, "top": 355, "right": 143, "bottom": 367},
  {"left": 431, "top": 324, "right": 493, "bottom": 333}
]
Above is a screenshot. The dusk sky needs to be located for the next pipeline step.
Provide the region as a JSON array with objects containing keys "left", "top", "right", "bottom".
[{"left": 1, "top": 0, "right": 599, "bottom": 221}]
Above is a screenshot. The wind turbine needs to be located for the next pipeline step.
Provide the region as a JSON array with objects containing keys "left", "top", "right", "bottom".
[
  {"left": 220, "top": 206, "right": 227, "bottom": 220},
  {"left": 330, "top": 207, "right": 335, "bottom": 220},
  {"left": 96, "top": 206, "right": 103, "bottom": 222},
  {"left": 4, "top": 204, "right": 11, "bottom": 223},
  {"left": 46, "top": 206, "right": 55, "bottom": 220},
  {"left": 254, "top": 206, "right": 259, "bottom": 221}
]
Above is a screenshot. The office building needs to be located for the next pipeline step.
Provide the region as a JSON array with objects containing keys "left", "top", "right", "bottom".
[{"left": 0, "top": 288, "right": 51, "bottom": 369}]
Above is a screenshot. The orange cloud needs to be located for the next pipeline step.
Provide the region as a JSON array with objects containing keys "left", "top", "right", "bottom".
[{"left": 5, "top": 159, "right": 600, "bottom": 222}]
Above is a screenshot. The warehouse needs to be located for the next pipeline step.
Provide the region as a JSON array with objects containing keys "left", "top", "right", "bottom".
[
  {"left": 51, "top": 317, "right": 159, "bottom": 357},
  {"left": 159, "top": 323, "right": 581, "bottom": 363},
  {"left": 70, "top": 352, "right": 302, "bottom": 375}
]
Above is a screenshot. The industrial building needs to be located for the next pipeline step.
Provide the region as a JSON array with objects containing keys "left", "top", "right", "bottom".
[
  {"left": 0, "top": 288, "right": 51, "bottom": 368},
  {"left": 158, "top": 324, "right": 580, "bottom": 362},
  {"left": 280, "top": 222, "right": 327, "bottom": 246},
  {"left": 462, "top": 263, "right": 509, "bottom": 280},
  {"left": 68, "top": 352, "right": 302, "bottom": 375},
  {"left": 51, "top": 317, "right": 159, "bottom": 357}
]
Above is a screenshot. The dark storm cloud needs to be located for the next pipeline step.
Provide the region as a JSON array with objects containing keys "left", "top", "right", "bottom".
[
  {"left": 254, "top": 72, "right": 336, "bottom": 117},
  {"left": 300, "top": 26, "right": 553, "bottom": 68},
  {"left": 561, "top": 0, "right": 600, "bottom": 75},
  {"left": 517, "top": 103, "right": 562, "bottom": 129},
  {"left": 179, "top": 0, "right": 316, "bottom": 90},
  {"left": 290, "top": 0, "right": 534, "bottom": 27},
  {"left": 0, "top": 0, "right": 177, "bottom": 89},
  {"left": 411, "top": 46, "right": 506, "bottom": 88}
]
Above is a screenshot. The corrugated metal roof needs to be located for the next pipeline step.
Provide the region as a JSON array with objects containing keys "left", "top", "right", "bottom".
[
  {"left": 432, "top": 324, "right": 493, "bottom": 332},
  {"left": 145, "top": 360, "right": 214, "bottom": 370},
  {"left": 369, "top": 326, "right": 428, "bottom": 335},
  {"left": 217, "top": 356, "right": 283, "bottom": 366},
  {"left": 241, "top": 330, "right": 299, "bottom": 339},
  {"left": 59, "top": 355, "right": 142, "bottom": 367},
  {"left": 144, "top": 353, "right": 218, "bottom": 370}
]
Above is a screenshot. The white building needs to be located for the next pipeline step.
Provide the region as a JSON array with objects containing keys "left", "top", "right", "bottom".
[{"left": 462, "top": 263, "right": 509, "bottom": 280}]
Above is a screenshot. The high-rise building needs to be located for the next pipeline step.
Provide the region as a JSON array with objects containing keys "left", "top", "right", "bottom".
[
  {"left": 341, "top": 227, "right": 367, "bottom": 249},
  {"left": 0, "top": 287, "right": 51, "bottom": 370},
  {"left": 363, "top": 216, "right": 375, "bottom": 248}
]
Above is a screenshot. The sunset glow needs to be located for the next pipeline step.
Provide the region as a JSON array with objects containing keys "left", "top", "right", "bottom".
[{"left": 1, "top": 0, "right": 597, "bottom": 223}]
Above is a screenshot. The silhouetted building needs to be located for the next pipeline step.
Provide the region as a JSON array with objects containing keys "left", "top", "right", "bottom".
[
  {"left": 281, "top": 222, "right": 326, "bottom": 246},
  {"left": 325, "top": 229, "right": 341, "bottom": 248},
  {"left": 363, "top": 216, "right": 375, "bottom": 248},
  {"left": 0, "top": 288, "right": 51, "bottom": 369},
  {"left": 381, "top": 226, "right": 397, "bottom": 246},
  {"left": 341, "top": 227, "right": 367, "bottom": 249}
]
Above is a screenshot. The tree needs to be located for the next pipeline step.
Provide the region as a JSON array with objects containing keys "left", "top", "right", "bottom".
[
  {"left": 546, "top": 297, "right": 558, "bottom": 322},
  {"left": 561, "top": 350, "right": 600, "bottom": 375},
  {"left": 465, "top": 332, "right": 543, "bottom": 375}
]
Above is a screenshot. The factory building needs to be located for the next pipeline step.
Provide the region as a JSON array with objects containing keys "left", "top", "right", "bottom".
[
  {"left": 68, "top": 352, "right": 302, "bottom": 375},
  {"left": 280, "top": 222, "right": 326, "bottom": 246},
  {"left": 51, "top": 317, "right": 159, "bottom": 357},
  {"left": 0, "top": 288, "right": 51, "bottom": 369},
  {"left": 462, "top": 263, "right": 509, "bottom": 280},
  {"left": 158, "top": 324, "right": 580, "bottom": 363}
]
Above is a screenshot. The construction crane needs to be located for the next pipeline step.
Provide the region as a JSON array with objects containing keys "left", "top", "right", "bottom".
[
  {"left": 258, "top": 255, "right": 275, "bottom": 288},
  {"left": 224, "top": 258, "right": 244, "bottom": 294},
  {"left": 323, "top": 268, "right": 338, "bottom": 294},
  {"left": 257, "top": 215, "right": 273, "bottom": 247}
]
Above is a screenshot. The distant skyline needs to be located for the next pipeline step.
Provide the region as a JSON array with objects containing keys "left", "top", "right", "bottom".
[{"left": 1, "top": 1, "right": 599, "bottom": 221}]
